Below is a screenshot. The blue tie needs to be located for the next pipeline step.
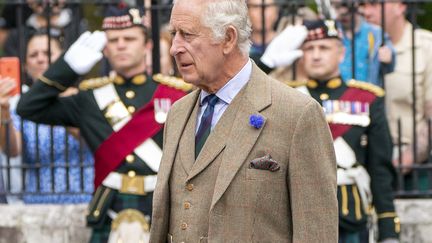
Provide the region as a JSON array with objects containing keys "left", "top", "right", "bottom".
[{"left": 195, "top": 94, "right": 219, "bottom": 158}]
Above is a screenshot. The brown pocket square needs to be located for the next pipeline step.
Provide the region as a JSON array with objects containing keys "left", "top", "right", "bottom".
[{"left": 249, "top": 154, "right": 280, "bottom": 172}]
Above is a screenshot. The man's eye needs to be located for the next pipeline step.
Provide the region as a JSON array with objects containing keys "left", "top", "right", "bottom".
[{"left": 182, "top": 32, "right": 192, "bottom": 37}]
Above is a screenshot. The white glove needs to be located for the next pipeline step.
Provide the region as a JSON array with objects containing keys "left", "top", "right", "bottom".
[
  {"left": 64, "top": 31, "right": 107, "bottom": 75},
  {"left": 260, "top": 25, "right": 308, "bottom": 68}
]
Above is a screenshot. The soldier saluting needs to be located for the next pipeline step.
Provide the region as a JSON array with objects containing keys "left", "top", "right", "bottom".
[
  {"left": 16, "top": 5, "right": 190, "bottom": 243},
  {"left": 262, "top": 19, "right": 400, "bottom": 243}
]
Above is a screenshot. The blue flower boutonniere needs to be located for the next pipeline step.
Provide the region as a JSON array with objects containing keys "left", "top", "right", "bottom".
[{"left": 249, "top": 114, "right": 264, "bottom": 129}]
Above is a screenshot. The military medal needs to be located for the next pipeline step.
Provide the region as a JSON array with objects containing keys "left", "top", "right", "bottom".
[
  {"left": 154, "top": 98, "right": 171, "bottom": 124},
  {"left": 323, "top": 100, "right": 370, "bottom": 127}
]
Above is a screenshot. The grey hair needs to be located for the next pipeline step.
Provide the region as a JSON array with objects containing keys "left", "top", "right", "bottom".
[
  {"left": 203, "top": 0, "right": 252, "bottom": 56},
  {"left": 173, "top": 0, "right": 252, "bottom": 56}
]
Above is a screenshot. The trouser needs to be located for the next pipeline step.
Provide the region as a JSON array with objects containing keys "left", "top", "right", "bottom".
[{"left": 339, "top": 226, "right": 369, "bottom": 243}]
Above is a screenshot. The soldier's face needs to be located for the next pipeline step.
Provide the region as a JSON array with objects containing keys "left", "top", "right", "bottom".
[
  {"left": 25, "top": 35, "right": 62, "bottom": 80},
  {"left": 104, "top": 26, "right": 147, "bottom": 76},
  {"left": 169, "top": 0, "right": 226, "bottom": 91},
  {"left": 301, "top": 39, "right": 344, "bottom": 81}
]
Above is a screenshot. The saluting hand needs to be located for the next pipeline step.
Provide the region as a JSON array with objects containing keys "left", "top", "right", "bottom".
[
  {"left": 64, "top": 31, "right": 107, "bottom": 75},
  {"left": 260, "top": 25, "right": 307, "bottom": 68}
]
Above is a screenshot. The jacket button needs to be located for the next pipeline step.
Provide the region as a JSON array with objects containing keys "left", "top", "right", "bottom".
[
  {"left": 127, "top": 106, "right": 136, "bottom": 113},
  {"left": 184, "top": 201, "right": 191, "bottom": 209},
  {"left": 128, "top": 170, "right": 136, "bottom": 177},
  {"left": 186, "top": 183, "right": 194, "bottom": 191},
  {"left": 125, "top": 90, "right": 136, "bottom": 99},
  {"left": 180, "top": 222, "right": 188, "bottom": 230},
  {"left": 126, "top": 154, "right": 135, "bottom": 163}
]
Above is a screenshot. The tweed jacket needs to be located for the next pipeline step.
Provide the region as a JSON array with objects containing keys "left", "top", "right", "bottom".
[{"left": 150, "top": 63, "right": 338, "bottom": 243}]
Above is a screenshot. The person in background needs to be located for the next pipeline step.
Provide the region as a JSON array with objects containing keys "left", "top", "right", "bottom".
[
  {"left": 0, "top": 30, "right": 94, "bottom": 204},
  {"left": 16, "top": 6, "right": 190, "bottom": 243},
  {"left": 150, "top": 0, "right": 338, "bottom": 242},
  {"left": 0, "top": 17, "right": 10, "bottom": 56},
  {"left": 271, "top": 19, "right": 399, "bottom": 243},
  {"left": 3, "top": 0, "right": 86, "bottom": 57},
  {"left": 332, "top": 0, "right": 395, "bottom": 87},
  {"left": 363, "top": 0, "right": 432, "bottom": 191},
  {"left": 268, "top": 6, "right": 319, "bottom": 83},
  {"left": 248, "top": 0, "right": 280, "bottom": 72}
]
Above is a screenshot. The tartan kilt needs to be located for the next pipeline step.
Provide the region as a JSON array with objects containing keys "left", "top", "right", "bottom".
[{"left": 89, "top": 191, "right": 153, "bottom": 243}]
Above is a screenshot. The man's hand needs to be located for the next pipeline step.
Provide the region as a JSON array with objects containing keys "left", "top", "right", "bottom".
[
  {"left": 393, "top": 146, "right": 414, "bottom": 174},
  {"left": 260, "top": 25, "right": 307, "bottom": 68},
  {"left": 378, "top": 46, "right": 392, "bottom": 64},
  {"left": 64, "top": 31, "right": 107, "bottom": 75}
]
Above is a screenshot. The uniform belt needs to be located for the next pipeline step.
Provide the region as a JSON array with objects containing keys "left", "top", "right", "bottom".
[
  {"left": 337, "top": 168, "right": 355, "bottom": 185},
  {"left": 102, "top": 172, "right": 157, "bottom": 195},
  {"left": 337, "top": 166, "right": 372, "bottom": 211}
]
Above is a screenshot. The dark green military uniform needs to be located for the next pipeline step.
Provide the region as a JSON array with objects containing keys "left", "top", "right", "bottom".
[
  {"left": 16, "top": 56, "right": 190, "bottom": 242},
  {"left": 286, "top": 77, "right": 399, "bottom": 242}
]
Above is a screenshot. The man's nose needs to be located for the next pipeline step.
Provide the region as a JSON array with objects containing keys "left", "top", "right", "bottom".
[
  {"left": 170, "top": 33, "right": 184, "bottom": 56},
  {"left": 117, "top": 38, "right": 127, "bottom": 48},
  {"left": 312, "top": 48, "right": 321, "bottom": 59}
]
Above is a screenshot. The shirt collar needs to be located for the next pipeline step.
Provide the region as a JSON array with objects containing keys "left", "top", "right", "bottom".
[{"left": 199, "top": 59, "right": 252, "bottom": 106}]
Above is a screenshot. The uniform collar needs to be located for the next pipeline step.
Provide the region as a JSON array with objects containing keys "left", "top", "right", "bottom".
[
  {"left": 112, "top": 73, "right": 147, "bottom": 85},
  {"left": 307, "top": 77, "right": 342, "bottom": 89}
]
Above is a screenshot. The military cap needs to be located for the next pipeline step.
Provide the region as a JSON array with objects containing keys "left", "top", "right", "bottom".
[
  {"left": 303, "top": 19, "right": 342, "bottom": 42},
  {"left": 102, "top": 5, "right": 146, "bottom": 30}
]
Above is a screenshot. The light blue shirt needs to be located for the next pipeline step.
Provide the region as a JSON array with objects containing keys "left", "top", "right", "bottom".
[{"left": 196, "top": 59, "right": 252, "bottom": 133}]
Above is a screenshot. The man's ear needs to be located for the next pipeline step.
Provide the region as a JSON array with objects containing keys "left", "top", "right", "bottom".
[{"left": 223, "top": 26, "right": 238, "bottom": 55}]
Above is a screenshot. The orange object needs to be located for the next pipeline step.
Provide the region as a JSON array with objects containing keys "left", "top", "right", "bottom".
[{"left": 0, "top": 57, "right": 21, "bottom": 96}]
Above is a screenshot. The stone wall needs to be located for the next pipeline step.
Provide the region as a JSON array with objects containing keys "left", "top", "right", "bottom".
[
  {"left": 0, "top": 204, "right": 90, "bottom": 243},
  {"left": 0, "top": 199, "right": 432, "bottom": 243}
]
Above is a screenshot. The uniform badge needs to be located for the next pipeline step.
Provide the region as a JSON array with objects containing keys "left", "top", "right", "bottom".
[{"left": 154, "top": 98, "right": 172, "bottom": 124}]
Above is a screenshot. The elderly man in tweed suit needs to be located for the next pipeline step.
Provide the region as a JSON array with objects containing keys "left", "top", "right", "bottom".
[{"left": 150, "top": 0, "right": 339, "bottom": 242}]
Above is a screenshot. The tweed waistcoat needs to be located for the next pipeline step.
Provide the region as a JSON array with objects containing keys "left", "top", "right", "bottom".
[{"left": 168, "top": 100, "right": 226, "bottom": 242}]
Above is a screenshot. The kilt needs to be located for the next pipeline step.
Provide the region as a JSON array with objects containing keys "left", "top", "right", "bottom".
[{"left": 88, "top": 191, "right": 153, "bottom": 243}]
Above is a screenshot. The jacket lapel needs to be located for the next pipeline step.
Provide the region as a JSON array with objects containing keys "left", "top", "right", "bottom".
[
  {"left": 158, "top": 90, "right": 200, "bottom": 186},
  {"left": 186, "top": 90, "right": 240, "bottom": 181},
  {"left": 178, "top": 100, "right": 200, "bottom": 175},
  {"left": 210, "top": 64, "right": 272, "bottom": 210}
]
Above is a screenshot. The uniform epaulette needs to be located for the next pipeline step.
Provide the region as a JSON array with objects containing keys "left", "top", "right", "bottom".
[
  {"left": 152, "top": 73, "right": 193, "bottom": 92},
  {"left": 347, "top": 79, "right": 385, "bottom": 97},
  {"left": 282, "top": 80, "right": 307, "bottom": 88},
  {"left": 79, "top": 76, "right": 113, "bottom": 90}
]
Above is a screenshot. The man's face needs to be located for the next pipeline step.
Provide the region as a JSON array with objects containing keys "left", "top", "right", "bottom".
[
  {"left": 169, "top": 0, "right": 226, "bottom": 90},
  {"left": 362, "top": 2, "right": 405, "bottom": 28},
  {"left": 301, "top": 38, "right": 344, "bottom": 81},
  {"left": 103, "top": 26, "right": 147, "bottom": 75}
]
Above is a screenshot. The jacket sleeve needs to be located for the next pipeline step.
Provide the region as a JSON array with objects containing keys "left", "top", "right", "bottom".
[
  {"left": 288, "top": 99, "right": 338, "bottom": 243},
  {"left": 366, "top": 96, "right": 399, "bottom": 240},
  {"left": 16, "top": 56, "right": 82, "bottom": 127}
]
